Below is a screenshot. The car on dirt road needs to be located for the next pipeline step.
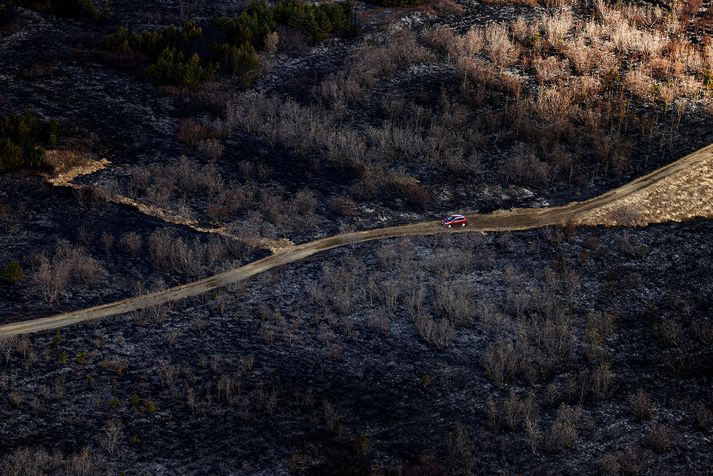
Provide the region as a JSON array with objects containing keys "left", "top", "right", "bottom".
[{"left": 442, "top": 214, "right": 468, "bottom": 228}]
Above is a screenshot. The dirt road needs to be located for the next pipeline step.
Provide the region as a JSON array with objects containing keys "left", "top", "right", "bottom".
[{"left": 2, "top": 144, "right": 712, "bottom": 337}]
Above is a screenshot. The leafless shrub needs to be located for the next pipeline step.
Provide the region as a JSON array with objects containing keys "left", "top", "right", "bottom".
[
  {"left": 367, "top": 309, "right": 391, "bottom": 335},
  {"left": 541, "top": 10, "right": 573, "bottom": 44},
  {"left": 119, "top": 231, "right": 142, "bottom": 257},
  {"left": 692, "top": 401, "right": 713, "bottom": 432},
  {"left": 98, "top": 358, "right": 128, "bottom": 375},
  {"left": 646, "top": 423, "right": 674, "bottom": 453},
  {"left": 692, "top": 319, "right": 713, "bottom": 345},
  {"left": 543, "top": 405, "right": 580, "bottom": 453},
  {"left": 447, "top": 423, "right": 474, "bottom": 470},
  {"left": 197, "top": 138, "right": 225, "bottom": 160},
  {"left": 481, "top": 339, "right": 517, "bottom": 384},
  {"left": 501, "top": 146, "right": 551, "bottom": 187},
  {"left": 321, "top": 259, "right": 365, "bottom": 314},
  {"left": 14, "top": 337, "right": 33, "bottom": 362},
  {"left": 99, "top": 419, "right": 124, "bottom": 456},
  {"left": 178, "top": 117, "right": 215, "bottom": 145},
  {"left": 328, "top": 195, "right": 358, "bottom": 217},
  {"left": 619, "top": 444, "right": 652, "bottom": 475},
  {"left": 628, "top": 389, "right": 654, "bottom": 420},
  {"left": 656, "top": 319, "right": 683, "bottom": 347},
  {"left": 585, "top": 312, "right": 615, "bottom": 363},
  {"left": 30, "top": 243, "right": 105, "bottom": 304},
  {"left": 533, "top": 55, "right": 570, "bottom": 83},
  {"left": 598, "top": 453, "right": 621, "bottom": 475},
  {"left": 484, "top": 23, "right": 520, "bottom": 69},
  {"left": 276, "top": 25, "right": 309, "bottom": 55},
  {"left": 0, "top": 336, "right": 16, "bottom": 363},
  {"left": 1, "top": 447, "right": 103, "bottom": 476},
  {"left": 481, "top": 0, "right": 536, "bottom": 7},
  {"left": 589, "top": 363, "right": 613, "bottom": 401},
  {"left": 422, "top": 26, "right": 458, "bottom": 55},
  {"left": 100, "top": 231, "right": 114, "bottom": 254},
  {"left": 434, "top": 282, "right": 473, "bottom": 325},
  {"left": 322, "top": 400, "right": 341, "bottom": 433},
  {"left": 365, "top": 274, "right": 400, "bottom": 316},
  {"left": 491, "top": 392, "right": 538, "bottom": 432},
  {"left": 148, "top": 229, "right": 173, "bottom": 270},
  {"left": 414, "top": 314, "right": 456, "bottom": 349}
]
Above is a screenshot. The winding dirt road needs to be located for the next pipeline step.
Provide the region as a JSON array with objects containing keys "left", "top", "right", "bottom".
[{"left": 2, "top": 144, "right": 713, "bottom": 337}]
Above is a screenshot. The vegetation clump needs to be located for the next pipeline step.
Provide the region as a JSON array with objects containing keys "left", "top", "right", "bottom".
[
  {"left": 103, "top": 0, "right": 359, "bottom": 85},
  {"left": 1, "top": 260, "right": 24, "bottom": 285},
  {"left": 0, "top": 114, "right": 60, "bottom": 173}
]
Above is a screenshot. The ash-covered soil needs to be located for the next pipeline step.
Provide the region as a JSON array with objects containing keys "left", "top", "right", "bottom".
[
  {"left": 1, "top": 221, "right": 712, "bottom": 473},
  {"left": 2, "top": 0, "right": 713, "bottom": 474}
]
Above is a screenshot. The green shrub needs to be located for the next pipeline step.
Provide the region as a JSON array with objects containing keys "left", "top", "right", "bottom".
[
  {"left": 103, "top": 1, "right": 359, "bottom": 85},
  {"left": 212, "top": 42, "right": 261, "bottom": 80},
  {"left": 0, "top": 113, "right": 60, "bottom": 172},
  {"left": 145, "top": 48, "right": 216, "bottom": 85},
  {"left": 51, "top": 330, "right": 61, "bottom": 348},
  {"left": 104, "top": 21, "right": 203, "bottom": 58},
  {"left": 1, "top": 260, "right": 24, "bottom": 285},
  {"left": 74, "top": 351, "right": 89, "bottom": 366}
]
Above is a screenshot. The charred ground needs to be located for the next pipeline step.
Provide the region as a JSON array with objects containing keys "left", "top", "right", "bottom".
[{"left": 1, "top": 0, "right": 713, "bottom": 474}]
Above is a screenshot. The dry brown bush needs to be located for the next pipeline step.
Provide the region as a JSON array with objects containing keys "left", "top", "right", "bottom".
[
  {"left": 619, "top": 444, "right": 652, "bottom": 474},
  {"left": 148, "top": 229, "right": 173, "bottom": 270},
  {"left": 541, "top": 10, "right": 573, "bottom": 44},
  {"left": 119, "top": 231, "right": 142, "bottom": 257},
  {"left": 484, "top": 23, "right": 520, "bottom": 69},
  {"left": 646, "top": 423, "right": 674, "bottom": 453},
  {"left": 197, "top": 138, "right": 225, "bottom": 160},
  {"left": 414, "top": 314, "right": 456, "bottom": 349},
  {"left": 561, "top": 39, "right": 594, "bottom": 74},
  {"left": 692, "top": 401, "right": 713, "bottom": 432},
  {"left": 481, "top": 339, "right": 518, "bottom": 384},
  {"left": 533, "top": 55, "right": 570, "bottom": 83},
  {"left": 628, "top": 389, "right": 654, "bottom": 420},
  {"left": 328, "top": 195, "right": 358, "bottom": 217},
  {"left": 422, "top": 26, "right": 458, "bottom": 55},
  {"left": 543, "top": 405, "right": 580, "bottom": 453},
  {"left": 501, "top": 146, "right": 551, "bottom": 187},
  {"left": 178, "top": 117, "right": 216, "bottom": 145},
  {"left": 30, "top": 242, "right": 105, "bottom": 304},
  {"left": 446, "top": 423, "right": 474, "bottom": 470}
]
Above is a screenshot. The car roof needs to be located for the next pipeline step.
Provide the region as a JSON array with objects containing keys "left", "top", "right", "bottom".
[{"left": 449, "top": 214, "right": 465, "bottom": 219}]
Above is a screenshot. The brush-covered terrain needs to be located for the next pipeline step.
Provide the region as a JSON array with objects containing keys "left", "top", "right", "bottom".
[{"left": 1, "top": 0, "right": 712, "bottom": 473}]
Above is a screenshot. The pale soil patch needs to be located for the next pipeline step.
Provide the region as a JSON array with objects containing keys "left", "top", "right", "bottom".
[
  {"left": 575, "top": 149, "right": 713, "bottom": 227},
  {"left": 43, "top": 150, "right": 110, "bottom": 185}
]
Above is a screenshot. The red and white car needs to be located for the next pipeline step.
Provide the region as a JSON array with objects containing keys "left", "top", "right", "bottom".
[{"left": 441, "top": 214, "right": 468, "bottom": 228}]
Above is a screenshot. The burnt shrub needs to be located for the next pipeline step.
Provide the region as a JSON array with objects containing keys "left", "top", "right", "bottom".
[
  {"left": 646, "top": 423, "right": 674, "bottom": 453},
  {"left": 16, "top": 0, "right": 109, "bottom": 22},
  {"left": 628, "top": 390, "right": 654, "bottom": 421}
]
